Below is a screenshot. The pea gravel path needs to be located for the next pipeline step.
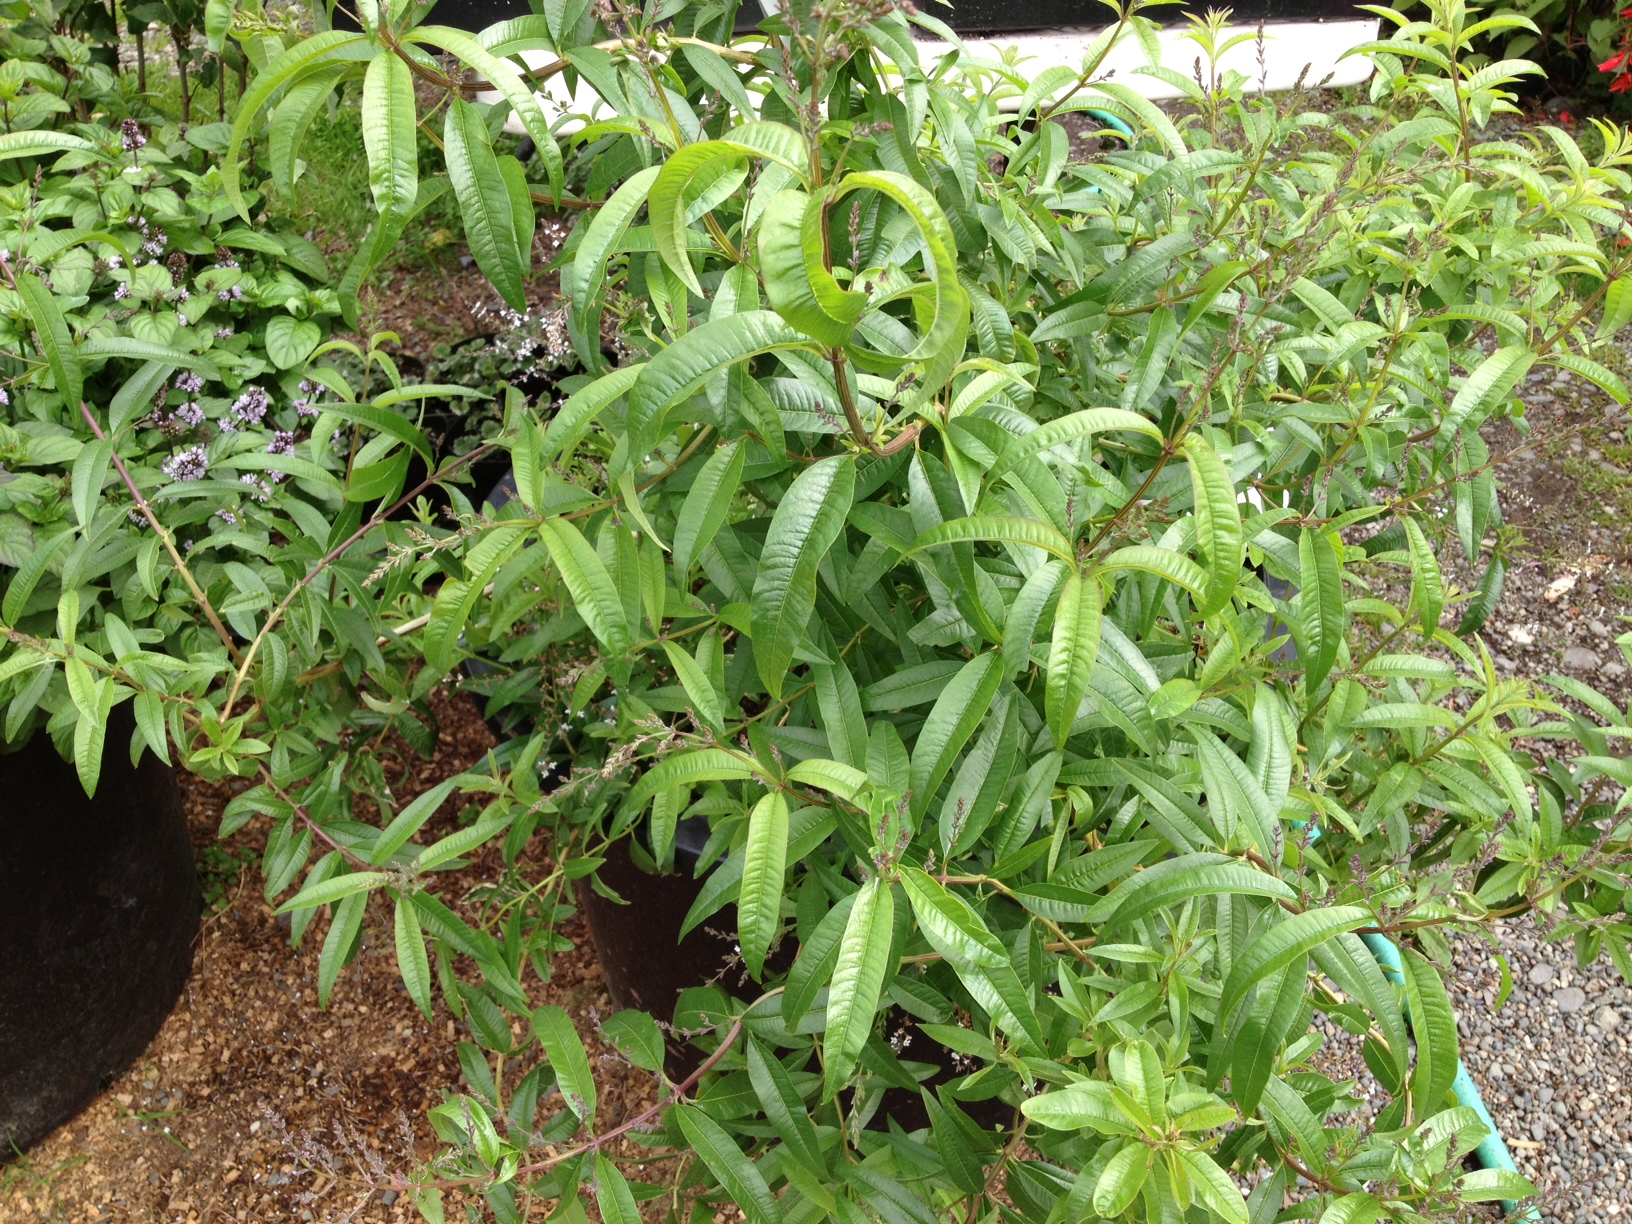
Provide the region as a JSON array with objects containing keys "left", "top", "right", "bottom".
[{"left": 1452, "top": 924, "right": 1632, "bottom": 1221}]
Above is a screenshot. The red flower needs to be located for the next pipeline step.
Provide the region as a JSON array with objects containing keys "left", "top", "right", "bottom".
[
  {"left": 1621, "top": 6, "right": 1632, "bottom": 17},
  {"left": 1603, "top": 50, "right": 1629, "bottom": 72},
  {"left": 1613, "top": 72, "right": 1632, "bottom": 92}
]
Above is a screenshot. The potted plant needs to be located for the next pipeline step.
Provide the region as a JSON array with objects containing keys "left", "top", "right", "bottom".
[
  {"left": 208, "top": 0, "right": 1632, "bottom": 1219},
  {"left": 0, "top": 8, "right": 463, "bottom": 1147}
]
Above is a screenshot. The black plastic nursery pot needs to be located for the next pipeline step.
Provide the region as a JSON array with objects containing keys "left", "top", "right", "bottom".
[{"left": 0, "top": 709, "right": 199, "bottom": 1153}]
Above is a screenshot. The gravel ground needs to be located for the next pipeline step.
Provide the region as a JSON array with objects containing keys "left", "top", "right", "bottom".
[
  {"left": 1308, "top": 346, "right": 1632, "bottom": 1221},
  {"left": 1453, "top": 924, "right": 1632, "bottom": 1222}
]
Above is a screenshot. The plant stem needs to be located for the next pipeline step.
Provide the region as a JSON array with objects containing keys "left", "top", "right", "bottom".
[
  {"left": 221, "top": 441, "right": 501, "bottom": 720},
  {"left": 78, "top": 402, "right": 242, "bottom": 663}
]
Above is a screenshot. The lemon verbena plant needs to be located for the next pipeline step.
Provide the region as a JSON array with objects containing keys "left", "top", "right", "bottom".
[{"left": 163, "top": 0, "right": 1632, "bottom": 1220}]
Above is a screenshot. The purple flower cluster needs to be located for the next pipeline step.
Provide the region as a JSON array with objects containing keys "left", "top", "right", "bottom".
[
  {"left": 267, "top": 430, "right": 295, "bottom": 457},
  {"left": 0, "top": 389, "right": 9, "bottom": 407},
  {"left": 292, "top": 380, "right": 322, "bottom": 418},
  {"left": 222, "top": 385, "right": 269, "bottom": 431},
  {"left": 120, "top": 119, "right": 146, "bottom": 153},
  {"left": 162, "top": 445, "right": 209, "bottom": 483},
  {"left": 113, "top": 283, "right": 130, "bottom": 301},
  {"left": 172, "top": 402, "right": 204, "bottom": 427},
  {"left": 240, "top": 474, "right": 275, "bottom": 503},
  {"left": 216, "top": 284, "right": 244, "bottom": 302},
  {"left": 176, "top": 371, "right": 204, "bottom": 394}
]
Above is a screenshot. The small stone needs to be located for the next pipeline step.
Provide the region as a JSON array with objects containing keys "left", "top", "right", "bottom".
[
  {"left": 1562, "top": 647, "right": 1601, "bottom": 672},
  {"left": 1533, "top": 1121, "right": 1548, "bottom": 1141},
  {"left": 1597, "top": 1005, "right": 1622, "bottom": 1032},
  {"left": 382, "top": 1191, "right": 400, "bottom": 1207},
  {"left": 1592, "top": 620, "right": 1612, "bottom": 637},
  {"left": 1508, "top": 625, "right": 1536, "bottom": 646},
  {"left": 1607, "top": 662, "right": 1628, "bottom": 681},
  {"left": 1556, "top": 986, "right": 1588, "bottom": 1014},
  {"left": 1540, "top": 1086, "right": 1556, "bottom": 1103},
  {"left": 1529, "top": 963, "right": 1556, "bottom": 985}
]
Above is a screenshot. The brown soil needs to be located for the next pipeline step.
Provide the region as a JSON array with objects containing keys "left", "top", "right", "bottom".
[{"left": 0, "top": 691, "right": 663, "bottom": 1224}]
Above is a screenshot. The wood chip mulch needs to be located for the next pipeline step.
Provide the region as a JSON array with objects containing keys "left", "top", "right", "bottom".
[{"left": 0, "top": 690, "right": 668, "bottom": 1224}]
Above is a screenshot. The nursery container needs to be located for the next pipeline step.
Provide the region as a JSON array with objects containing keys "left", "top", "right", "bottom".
[{"left": 0, "top": 710, "right": 199, "bottom": 1152}]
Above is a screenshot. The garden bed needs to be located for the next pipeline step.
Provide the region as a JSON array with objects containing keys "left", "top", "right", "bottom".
[{"left": 0, "top": 692, "right": 644, "bottom": 1224}]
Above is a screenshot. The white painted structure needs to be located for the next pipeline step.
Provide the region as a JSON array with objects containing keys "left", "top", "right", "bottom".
[{"left": 486, "top": 12, "right": 1378, "bottom": 133}]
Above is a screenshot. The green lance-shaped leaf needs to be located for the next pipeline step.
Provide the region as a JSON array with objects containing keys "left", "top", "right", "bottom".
[
  {"left": 594, "top": 1155, "right": 642, "bottom": 1224},
  {"left": 1218, "top": 906, "right": 1372, "bottom": 1025},
  {"left": 1021, "top": 1080, "right": 1139, "bottom": 1134},
  {"left": 1093, "top": 1144, "right": 1153, "bottom": 1218},
  {"left": 393, "top": 890, "right": 434, "bottom": 1019},
  {"left": 1401, "top": 516, "right": 1443, "bottom": 637},
  {"left": 1046, "top": 570, "right": 1101, "bottom": 747},
  {"left": 1312, "top": 934, "right": 1410, "bottom": 1085},
  {"left": 422, "top": 523, "right": 527, "bottom": 675},
  {"left": 539, "top": 362, "right": 644, "bottom": 466},
  {"left": 276, "top": 869, "right": 392, "bottom": 914},
  {"left": 759, "top": 189, "right": 866, "bottom": 348},
  {"left": 674, "top": 1105, "right": 783, "bottom": 1224},
  {"left": 812, "top": 657, "right": 868, "bottom": 770},
  {"left": 747, "top": 1039, "right": 829, "bottom": 1181},
  {"left": 988, "top": 407, "right": 1163, "bottom": 483},
  {"left": 1297, "top": 527, "right": 1345, "bottom": 694},
  {"left": 649, "top": 122, "right": 810, "bottom": 295},
  {"left": 673, "top": 438, "right": 745, "bottom": 575},
  {"left": 1400, "top": 947, "right": 1459, "bottom": 1115},
  {"left": 361, "top": 52, "right": 418, "bottom": 220},
  {"left": 1088, "top": 854, "right": 1296, "bottom": 931},
  {"left": 1184, "top": 434, "right": 1242, "bottom": 617},
  {"left": 1099, "top": 546, "right": 1208, "bottom": 605},
  {"left": 0, "top": 130, "right": 94, "bottom": 162},
  {"left": 625, "top": 747, "right": 761, "bottom": 812},
  {"left": 822, "top": 876, "right": 895, "bottom": 1099},
  {"left": 1003, "top": 558, "right": 1065, "bottom": 680},
  {"left": 71, "top": 438, "right": 113, "bottom": 531},
  {"left": 370, "top": 777, "right": 460, "bottom": 865},
  {"left": 1121, "top": 305, "right": 1180, "bottom": 413},
  {"left": 750, "top": 455, "right": 856, "bottom": 699},
  {"left": 532, "top": 1004, "right": 596, "bottom": 1120},
  {"left": 1177, "top": 1150, "right": 1249, "bottom": 1224},
  {"left": 1441, "top": 345, "right": 1535, "bottom": 439},
  {"left": 268, "top": 63, "right": 349, "bottom": 198},
  {"left": 565, "top": 166, "right": 659, "bottom": 369},
  {"left": 444, "top": 97, "right": 530, "bottom": 312},
  {"left": 224, "top": 31, "right": 374, "bottom": 219},
  {"left": 739, "top": 791, "right": 789, "bottom": 980},
  {"left": 625, "top": 311, "right": 816, "bottom": 458},
  {"left": 783, "top": 890, "right": 857, "bottom": 1026},
  {"left": 337, "top": 178, "right": 448, "bottom": 326},
  {"left": 539, "top": 518, "right": 631, "bottom": 662},
  {"left": 908, "top": 515, "right": 1076, "bottom": 564},
  {"left": 317, "top": 889, "right": 367, "bottom": 1009},
  {"left": 828, "top": 169, "right": 968, "bottom": 400},
  {"left": 17, "top": 272, "right": 82, "bottom": 409},
  {"left": 908, "top": 651, "right": 1004, "bottom": 820},
  {"left": 662, "top": 641, "right": 725, "bottom": 732},
  {"left": 900, "top": 867, "right": 1009, "bottom": 969},
  {"left": 405, "top": 26, "right": 565, "bottom": 200}
]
